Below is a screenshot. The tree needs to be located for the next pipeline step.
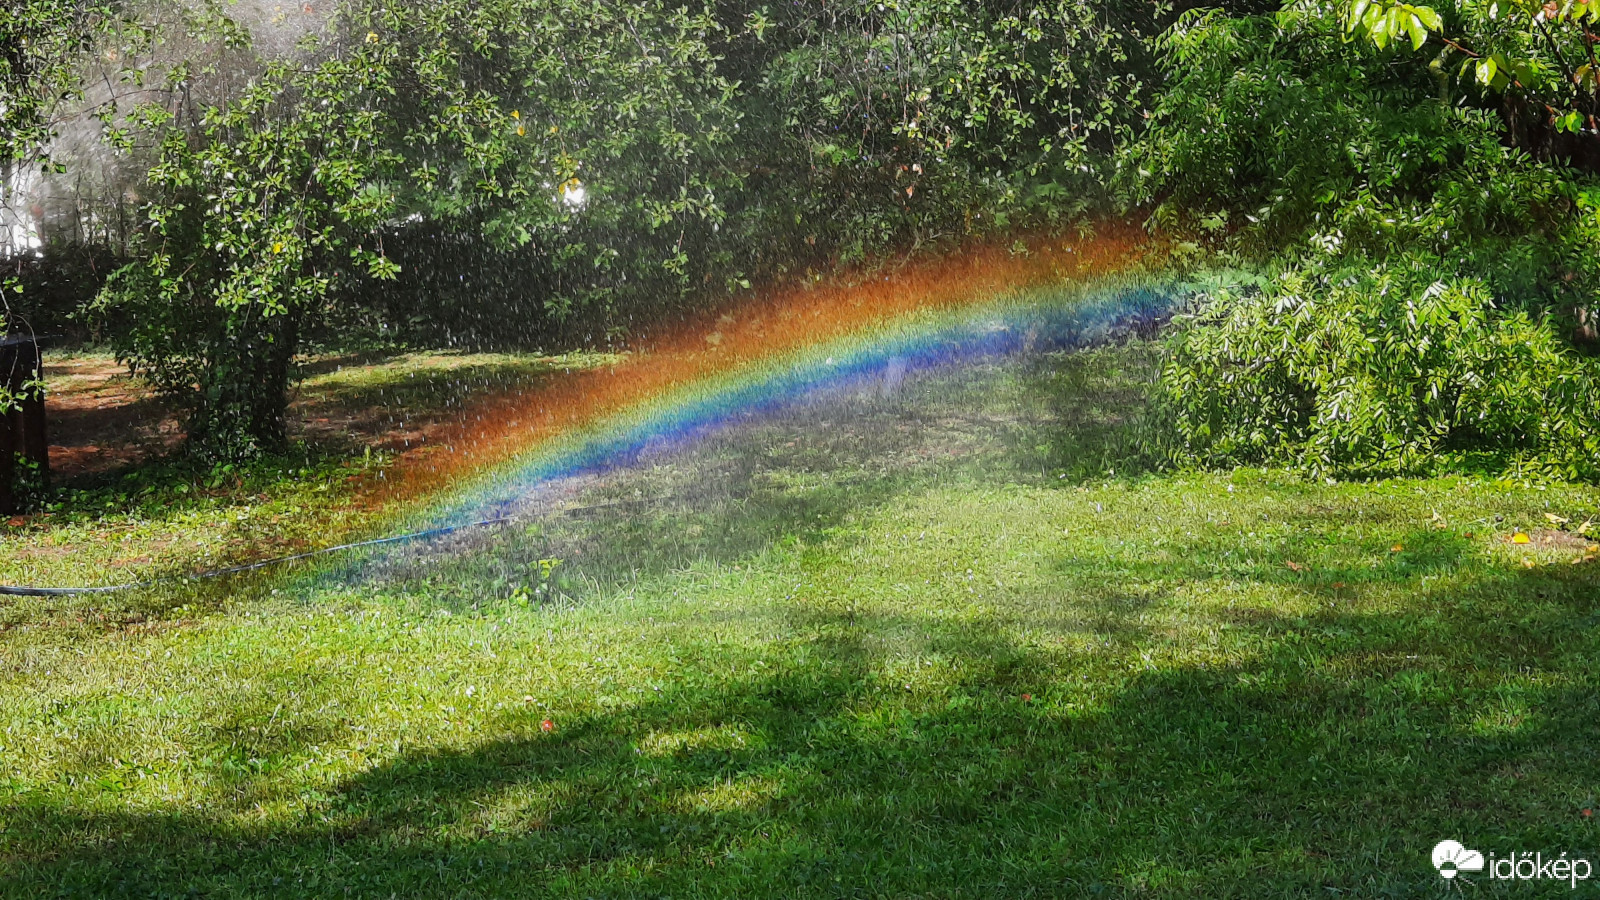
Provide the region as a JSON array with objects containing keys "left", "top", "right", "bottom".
[
  {"left": 1339, "top": 0, "right": 1600, "bottom": 169},
  {"left": 93, "top": 0, "right": 1186, "bottom": 460},
  {"left": 100, "top": 0, "right": 741, "bottom": 457},
  {"left": 2, "top": 1, "right": 130, "bottom": 421},
  {"left": 1131, "top": 2, "right": 1600, "bottom": 478},
  {"left": 3, "top": 0, "right": 109, "bottom": 321}
]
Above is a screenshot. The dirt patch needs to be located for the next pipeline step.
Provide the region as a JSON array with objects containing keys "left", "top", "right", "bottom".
[
  {"left": 1520, "top": 529, "right": 1596, "bottom": 550},
  {"left": 41, "top": 357, "right": 183, "bottom": 477},
  {"left": 38, "top": 353, "right": 490, "bottom": 481}
]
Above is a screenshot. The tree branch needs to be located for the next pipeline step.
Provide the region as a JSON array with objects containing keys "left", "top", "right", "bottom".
[{"left": 1535, "top": 15, "right": 1580, "bottom": 102}]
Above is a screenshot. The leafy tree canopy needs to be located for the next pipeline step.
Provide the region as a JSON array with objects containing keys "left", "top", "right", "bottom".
[{"left": 83, "top": 0, "right": 1175, "bottom": 457}]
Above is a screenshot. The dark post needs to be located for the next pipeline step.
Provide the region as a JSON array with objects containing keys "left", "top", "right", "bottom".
[
  {"left": 0, "top": 404, "right": 14, "bottom": 516},
  {"left": 19, "top": 341, "right": 47, "bottom": 488},
  {"left": 0, "top": 334, "right": 47, "bottom": 514}
]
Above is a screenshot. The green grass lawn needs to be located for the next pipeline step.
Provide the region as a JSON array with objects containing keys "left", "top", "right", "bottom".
[
  {"left": 4, "top": 344, "right": 1600, "bottom": 897},
  {"left": 0, "top": 349, "right": 616, "bottom": 630}
]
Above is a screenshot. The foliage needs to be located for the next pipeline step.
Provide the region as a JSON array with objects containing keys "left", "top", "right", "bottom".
[
  {"left": 2, "top": 0, "right": 111, "bottom": 411},
  {"left": 1130, "top": 6, "right": 1573, "bottom": 249},
  {"left": 1132, "top": 3, "right": 1600, "bottom": 479},
  {"left": 83, "top": 0, "right": 1185, "bottom": 459},
  {"left": 98, "top": 0, "right": 739, "bottom": 455},
  {"left": 1, "top": 0, "right": 184, "bottom": 293},
  {"left": 1159, "top": 259, "right": 1600, "bottom": 478},
  {"left": 724, "top": 0, "right": 1171, "bottom": 268},
  {"left": 0, "top": 0, "right": 122, "bottom": 186},
  {"left": 1340, "top": 0, "right": 1600, "bottom": 146}
]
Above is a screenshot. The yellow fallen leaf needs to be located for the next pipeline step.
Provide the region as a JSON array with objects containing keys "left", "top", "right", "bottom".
[
  {"left": 516, "top": 125, "right": 525, "bottom": 136},
  {"left": 1588, "top": 544, "right": 1599, "bottom": 554},
  {"left": 1285, "top": 560, "right": 1307, "bottom": 573},
  {"left": 1390, "top": 543, "right": 1404, "bottom": 553},
  {"left": 1512, "top": 532, "right": 1531, "bottom": 544},
  {"left": 1546, "top": 513, "right": 1570, "bottom": 526},
  {"left": 511, "top": 110, "right": 519, "bottom": 119},
  {"left": 1523, "top": 558, "right": 1537, "bottom": 568}
]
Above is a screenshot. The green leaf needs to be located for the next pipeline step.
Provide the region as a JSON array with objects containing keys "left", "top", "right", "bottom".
[
  {"left": 1476, "top": 56, "right": 1498, "bottom": 87},
  {"left": 1370, "top": 13, "right": 1393, "bottom": 49},
  {"left": 1348, "top": 0, "right": 1375, "bottom": 32},
  {"left": 1406, "top": 16, "right": 1428, "bottom": 49}
]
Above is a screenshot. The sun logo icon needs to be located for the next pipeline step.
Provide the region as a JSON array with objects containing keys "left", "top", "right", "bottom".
[{"left": 1432, "top": 840, "right": 1485, "bottom": 880}]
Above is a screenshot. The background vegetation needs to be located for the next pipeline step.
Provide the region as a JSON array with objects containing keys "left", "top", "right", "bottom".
[
  {"left": 7, "top": 0, "right": 1600, "bottom": 471},
  {"left": 1136, "top": 0, "right": 1600, "bottom": 477}
]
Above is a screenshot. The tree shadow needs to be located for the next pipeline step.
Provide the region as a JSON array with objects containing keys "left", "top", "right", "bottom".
[
  {"left": 1003, "top": 341, "right": 1165, "bottom": 481},
  {"left": 7, "top": 560, "right": 1600, "bottom": 897},
  {"left": 291, "top": 355, "right": 585, "bottom": 422},
  {"left": 352, "top": 361, "right": 1050, "bottom": 602}
]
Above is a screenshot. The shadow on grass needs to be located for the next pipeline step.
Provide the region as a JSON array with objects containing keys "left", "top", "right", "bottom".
[
  {"left": 291, "top": 353, "right": 613, "bottom": 420},
  {"left": 358, "top": 357, "right": 1116, "bottom": 603},
  {"left": 1049, "top": 523, "right": 1476, "bottom": 598},
  {"left": 8, "top": 562, "right": 1600, "bottom": 898},
  {"left": 1006, "top": 341, "right": 1165, "bottom": 481}
]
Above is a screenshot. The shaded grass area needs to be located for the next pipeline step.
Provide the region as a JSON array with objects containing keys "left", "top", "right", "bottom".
[
  {"left": 289, "top": 349, "right": 623, "bottom": 453},
  {"left": 365, "top": 344, "right": 1167, "bottom": 603},
  {"left": 0, "top": 350, "right": 616, "bottom": 627},
  {"left": 4, "top": 343, "right": 1600, "bottom": 897}
]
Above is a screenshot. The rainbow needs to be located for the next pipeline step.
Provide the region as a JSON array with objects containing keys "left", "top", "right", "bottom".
[
  {"left": 1, "top": 231, "right": 1190, "bottom": 597},
  {"left": 351, "top": 229, "right": 1184, "bottom": 544}
]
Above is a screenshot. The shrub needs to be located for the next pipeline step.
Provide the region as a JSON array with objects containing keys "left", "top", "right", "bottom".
[{"left": 1157, "top": 259, "right": 1600, "bottom": 480}]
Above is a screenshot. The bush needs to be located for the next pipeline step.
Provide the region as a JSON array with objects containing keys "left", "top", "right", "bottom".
[
  {"left": 1127, "top": 5, "right": 1600, "bottom": 481},
  {"left": 1157, "top": 259, "right": 1600, "bottom": 480}
]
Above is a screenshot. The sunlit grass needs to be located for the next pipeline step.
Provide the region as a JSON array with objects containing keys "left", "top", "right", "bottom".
[{"left": 3, "top": 342, "right": 1600, "bottom": 896}]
